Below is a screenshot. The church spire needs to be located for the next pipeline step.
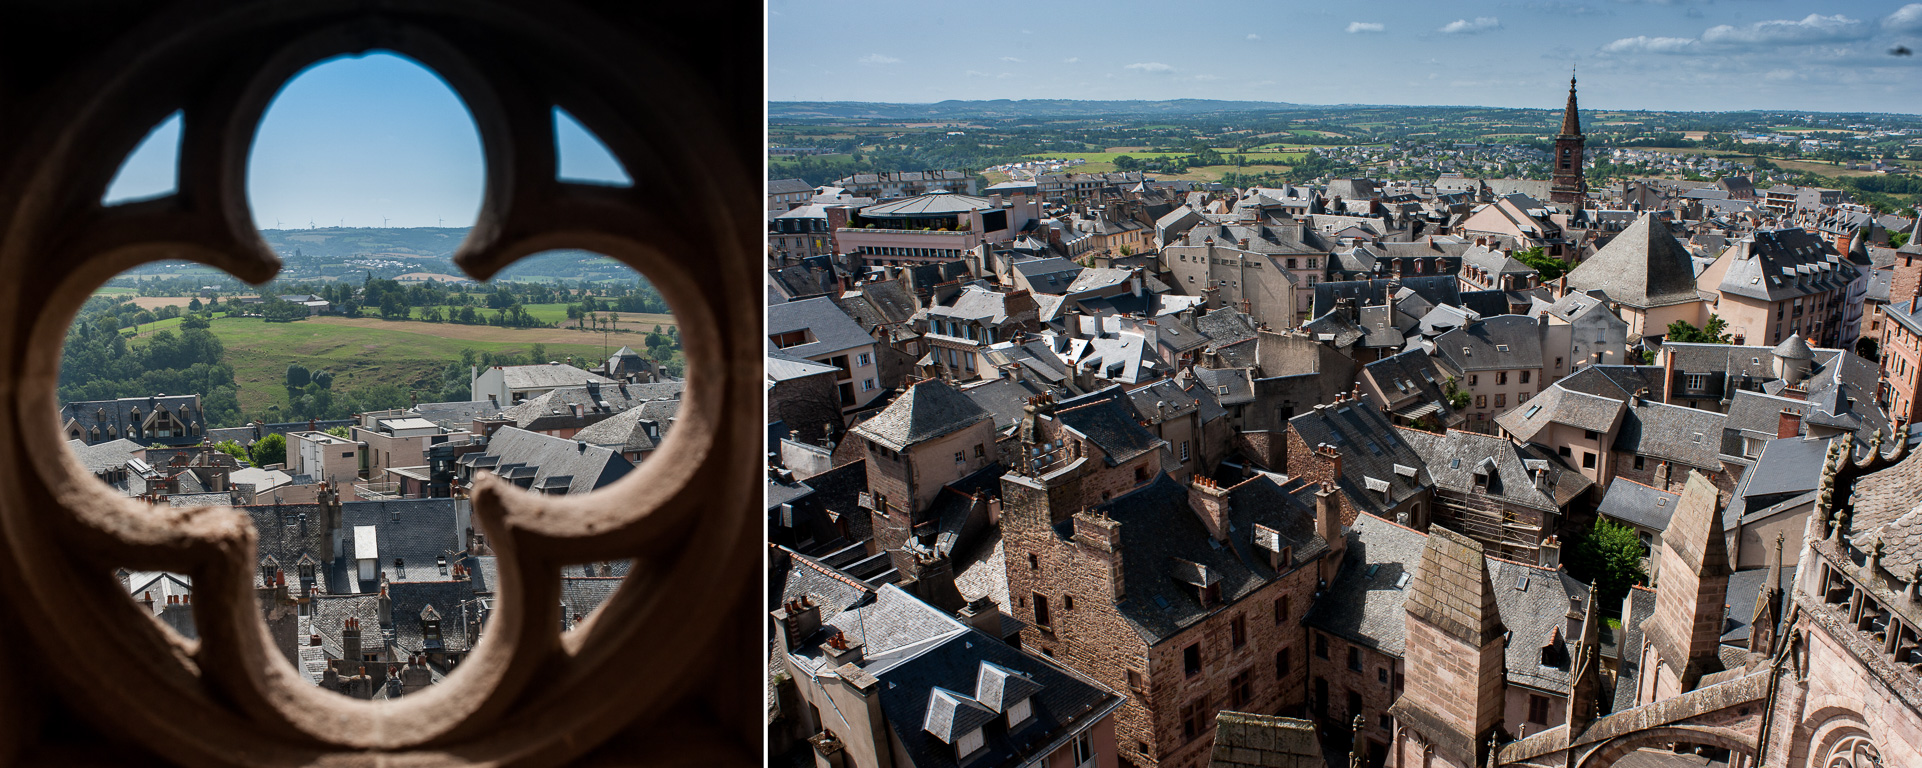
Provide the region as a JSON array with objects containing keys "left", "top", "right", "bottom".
[{"left": 1560, "top": 71, "right": 1582, "bottom": 137}]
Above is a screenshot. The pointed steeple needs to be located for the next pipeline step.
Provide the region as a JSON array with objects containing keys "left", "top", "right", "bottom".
[
  {"left": 1644, "top": 471, "right": 1732, "bottom": 697},
  {"left": 1565, "top": 581, "right": 1607, "bottom": 735},
  {"left": 1749, "top": 533, "right": 1786, "bottom": 655},
  {"left": 1560, "top": 72, "right": 1582, "bottom": 137}
]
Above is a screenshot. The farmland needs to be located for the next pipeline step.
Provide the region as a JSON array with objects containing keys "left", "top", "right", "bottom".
[{"left": 122, "top": 314, "right": 650, "bottom": 416}]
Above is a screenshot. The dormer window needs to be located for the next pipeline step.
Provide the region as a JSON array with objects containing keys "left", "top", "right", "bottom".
[
  {"left": 1006, "top": 697, "right": 1031, "bottom": 727},
  {"left": 956, "top": 728, "right": 984, "bottom": 757}
]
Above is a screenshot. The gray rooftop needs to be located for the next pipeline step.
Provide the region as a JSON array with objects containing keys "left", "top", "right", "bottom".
[
  {"left": 1563, "top": 213, "right": 1702, "bottom": 310},
  {"left": 851, "top": 379, "right": 991, "bottom": 453}
]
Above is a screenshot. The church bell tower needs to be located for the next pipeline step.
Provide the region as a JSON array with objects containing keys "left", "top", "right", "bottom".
[{"left": 1551, "top": 73, "right": 1587, "bottom": 207}]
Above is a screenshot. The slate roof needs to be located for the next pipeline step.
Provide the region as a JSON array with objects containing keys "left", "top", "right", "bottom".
[
  {"left": 1302, "top": 515, "right": 1429, "bottom": 657},
  {"left": 310, "top": 594, "right": 383, "bottom": 665},
  {"left": 334, "top": 499, "right": 461, "bottom": 591},
  {"left": 1614, "top": 400, "right": 1726, "bottom": 470},
  {"left": 876, "top": 627, "right": 1122, "bottom": 768},
  {"left": 500, "top": 381, "right": 681, "bottom": 433},
  {"left": 768, "top": 178, "right": 815, "bottom": 195},
  {"left": 1052, "top": 395, "right": 1166, "bottom": 466},
  {"left": 60, "top": 394, "right": 205, "bottom": 447},
  {"left": 1364, "top": 349, "right": 1460, "bottom": 427},
  {"left": 1289, "top": 403, "right": 1433, "bottom": 521},
  {"left": 560, "top": 577, "right": 625, "bottom": 625},
  {"left": 1724, "top": 436, "right": 1830, "bottom": 531},
  {"left": 1597, "top": 478, "right": 1681, "bottom": 533},
  {"left": 1398, "top": 428, "right": 1591, "bottom": 512},
  {"left": 67, "top": 438, "right": 146, "bottom": 474},
  {"left": 1080, "top": 472, "right": 1328, "bottom": 646},
  {"left": 852, "top": 380, "right": 992, "bottom": 452},
  {"left": 1553, "top": 365, "right": 1667, "bottom": 402},
  {"left": 1563, "top": 213, "right": 1702, "bottom": 310},
  {"left": 1713, "top": 228, "right": 1857, "bottom": 302},
  {"left": 389, "top": 579, "right": 481, "bottom": 654},
  {"left": 1722, "top": 565, "right": 1795, "bottom": 648},
  {"left": 1193, "top": 367, "right": 1255, "bottom": 406},
  {"left": 494, "top": 363, "right": 615, "bottom": 392},
  {"left": 1310, "top": 277, "right": 1462, "bottom": 319},
  {"left": 959, "top": 377, "right": 1054, "bottom": 433},
  {"left": 769, "top": 296, "right": 877, "bottom": 358},
  {"left": 468, "top": 427, "right": 635, "bottom": 496},
  {"left": 1489, "top": 559, "right": 1589, "bottom": 694},
  {"left": 1495, "top": 385, "right": 1625, "bottom": 441},
  {"left": 1432, "top": 314, "right": 1544, "bottom": 373},
  {"left": 241, "top": 503, "right": 328, "bottom": 590},
  {"left": 775, "top": 545, "right": 878, "bottom": 617},
  {"left": 572, "top": 400, "right": 678, "bottom": 453}
]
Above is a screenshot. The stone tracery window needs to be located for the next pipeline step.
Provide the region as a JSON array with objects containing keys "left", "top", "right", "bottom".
[
  {"left": 1824, "top": 735, "right": 1882, "bottom": 768},
  {"left": 2, "top": 3, "right": 758, "bottom": 764}
]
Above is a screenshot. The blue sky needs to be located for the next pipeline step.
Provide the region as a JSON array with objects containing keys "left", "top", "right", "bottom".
[
  {"left": 105, "top": 52, "right": 628, "bottom": 229},
  {"left": 768, "top": 1, "right": 1922, "bottom": 113}
]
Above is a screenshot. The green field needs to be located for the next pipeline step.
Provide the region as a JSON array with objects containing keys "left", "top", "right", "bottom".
[{"left": 125, "top": 315, "right": 640, "bottom": 416}]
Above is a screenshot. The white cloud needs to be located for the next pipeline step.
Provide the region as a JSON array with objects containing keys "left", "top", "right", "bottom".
[
  {"left": 1887, "top": 4, "right": 1922, "bottom": 33},
  {"left": 1193, "top": 74, "right": 1220, "bottom": 81},
  {"left": 1246, "top": 33, "right": 1261, "bottom": 40},
  {"left": 858, "top": 53, "right": 900, "bottom": 65},
  {"left": 1124, "top": 62, "right": 1175, "bottom": 73},
  {"left": 1001, "top": 57, "right": 1022, "bottom": 63},
  {"left": 1347, "top": 22, "right": 1385, "bottom": 34},
  {"left": 1700, "top": 14, "right": 1868, "bottom": 46},
  {"left": 1438, "top": 17, "right": 1501, "bottom": 35},
  {"left": 1602, "top": 35, "right": 1698, "bottom": 53},
  {"left": 1604, "top": 13, "right": 1874, "bottom": 56},
  {"left": 1063, "top": 57, "right": 1081, "bottom": 63}
]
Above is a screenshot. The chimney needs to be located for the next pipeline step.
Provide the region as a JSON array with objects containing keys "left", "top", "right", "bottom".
[
  {"left": 1778, "top": 408, "right": 1803, "bottom": 439},
  {"left": 1661, "top": 346, "right": 1675, "bottom": 405},
  {"left": 1072, "top": 512, "right": 1126, "bottom": 599},
  {"left": 1315, "top": 443, "right": 1344, "bottom": 485},
  {"left": 818, "top": 630, "right": 866, "bottom": 668},
  {"left": 1540, "top": 535, "right": 1562, "bottom": 569},
  {"left": 1315, "top": 481, "right": 1346, "bottom": 584},
  {"left": 378, "top": 584, "right": 392, "bottom": 626},
  {"left": 958, "top": 597, "right": 1005, "bottom": 636},
  {"left": 342, "top": 616, "right": 362, "bottom": 662},
  {"left": 1188, "top": 476, "right": 1232, "bottom": 542},
  {"left": 771, "top": 596, "right": 822, "bottom": 654}
]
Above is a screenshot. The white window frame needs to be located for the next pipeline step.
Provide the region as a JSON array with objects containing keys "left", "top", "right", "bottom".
[
  {"left": 1006, "top": 697, "right": 1032, "bottom": 727},
  {"left": 1180, "top": 441, "right": 1190, "bottom": 462},
  {"left": 862, "top": 378, "right": 876, "bottom": 392},
  {"left": 856, "top": 352, "right": 871, "bottom": 367},
  {"left": 957, "top": 727, "right": 985, "bottom": 756}
]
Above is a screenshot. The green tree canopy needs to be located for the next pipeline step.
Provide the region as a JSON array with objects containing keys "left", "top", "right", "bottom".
[
  {"left": 1511, "top": 246, "right": 1568, "bottom": 281},
  {"left": 211, "top": 439, "right": 248, "bottom": 463},
  {"left": 1666, "top": 315, "right": 1731, "bottom": 344},
  {"left": 250, "top": 433, "right": 287, "bottom": 467},
  {"left": 286, "top": 364, "right": 311, "bottom": 389},
  {"left": 1570, "top": 517, "right": 1649, "bottom": 606}
]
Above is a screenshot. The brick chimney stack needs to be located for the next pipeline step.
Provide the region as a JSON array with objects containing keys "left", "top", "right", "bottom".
[
  {"left": 1189, "top": 476, "right": 1232, "bottom": 542},
  {"left": 1778, "top": 408, "right": 1803, "bottom": 439},
  {"left": 1073, "top": 511, "right": 1126, "bottom": 600},
  {"left": 770, "top": 596, "right": 822, "bottom": 655},
  {"left": 1316, "top": 481, "right": 1345, "bottom": 584}
]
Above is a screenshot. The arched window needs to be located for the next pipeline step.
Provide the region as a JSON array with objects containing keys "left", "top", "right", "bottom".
[{"left": 5, "top": 5, "right": 756, "bottom": 763}]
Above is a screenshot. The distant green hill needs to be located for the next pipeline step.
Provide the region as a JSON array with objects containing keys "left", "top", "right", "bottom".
[{"left": 770, "top": 98, "right": 1308, "bottom": 121}]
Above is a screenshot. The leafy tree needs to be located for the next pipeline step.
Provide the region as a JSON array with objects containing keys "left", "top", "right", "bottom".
[
  {"left": 1896, "top": 231, "right": 1912, "bottom": 249},
  {"left": 188, "top": 298, "right": 202, "bottom": 312},
  {"left": 211, "top": 439, "right": 248, "bottom": 463},
  {"left": 286, "top": 364, "right": 311, "bottom": 389},
  {"left": 1666, "top": 315, "right": 1731, "bottom": 344},
  {"left": 1857, "top": 336, "right": 1881, "bottom": 362},
  {"left": 313, "top": 369, "right": 334, "bottom": 390},
  {"left": 250, "top": 433, "right": 287, "bottom": 467},
  {"left": 324, "top": 426, "right": 352, "bottom": 439},
  {"left": 1569, "top": 517, "right": 1649, "bottom": 606},
  {"left": 181, "top": 314, "right": 211, "bottom": 330},
  {"left": 1511, "top": 246, "right": 1568, "bottom": 281},
  {"left": 1443, "top": 376, "right": 1471, "bottom": 411},
  {"left": 531, "top": 343, "right": 548, "bottom": 364}
]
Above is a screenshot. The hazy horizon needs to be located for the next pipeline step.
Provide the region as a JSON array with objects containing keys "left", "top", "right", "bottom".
[{"left": 770, "top": 0, "right": 1922, "bottom": 114}]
